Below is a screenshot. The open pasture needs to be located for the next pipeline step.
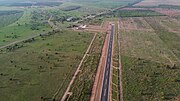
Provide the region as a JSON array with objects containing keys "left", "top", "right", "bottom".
[
  {"left": 0, "top": 30, "right": 93, "bottom": 101},
  {"left": 115, "top": 10, "right": 164, "bottom": 17},
  {"left": 120, "top": 16, "right": 180, "bottom": 101},
  {"left": 155, "top": 16, "right": 180, "bottom": 33},
  {"left": 119, "top": 17, "right": 153, "bottom": 31},
  {"left": 0, "top": 10, "right": 23, "bottom": 28},
  {"left": 70, "top": 0, "right": 137, "bottom": 9},
  {"left": 0, "top": 9, "right": 51, "bottom": 47}
]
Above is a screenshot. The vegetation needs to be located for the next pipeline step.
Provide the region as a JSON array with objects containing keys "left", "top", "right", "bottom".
[
  {"left": 133, "top": 5, "right": 180, "bottom": 10},
  {"left": 80, "top": 17, "right": 104, "bottom": 26},
  {"left": 68, "top": 33, "right": 105, "bottom": 101},
  {"left": 1, "top": 0, "right": 179, "bottom": 101},
  {"left": 0, "top": 30, "right": 94, "bottom": 101},
  {"left": 0, "top": 9, "right": 50, "bottom": 46},
  {"left": 158, "top": 5, "right": 180, "bottom": 10},
  {"left": 122, "top": 55, "right": 180, "bottom": 101},
  {"left": 158, "top": 17, "right": 180, "bottom": 31},
  {"left": 9, "top": 2, "right": 63, "bottom": 7},
  {"left": 144, "top": 17, "right": 180, "bottom": 58},
  {"left": 120, "top": 17, "right": 180, "bottom": 100},
  {"left": 0, "top": 10, "right": 23, "bottom": 28},
  {"left": 61, "top": 6, "right": 81, "bottom": 11},
  {"left": 112, "top": 21, "right": 121, "bottom": 101},
  {"left": 112, "top": 10, "right": 164, "bottom": 17},
  {"left": 0, "top": 10, "right": 23, "bottom": 16},
  {"left": 70, "top": 0, "right": 139, "bottom": 9}
]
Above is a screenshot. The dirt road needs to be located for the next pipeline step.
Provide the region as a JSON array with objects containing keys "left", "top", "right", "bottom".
[{"left": 61, "top": 33, "right": 97, "bottom": 101}]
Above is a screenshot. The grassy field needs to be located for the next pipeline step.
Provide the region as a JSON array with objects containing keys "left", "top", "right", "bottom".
[
  {"left": 0, "top": 10, "right": 23, "bottom": 28},
  {"left": 0, "top": 8, "right": 51, "bottom": 46},
  {"left": 88, "top": 10, "right": 164, "bottom": 26},
  {"left": 157, "top": 5, "right": 180, "bottom": 10},
  {"left": 120, "top": 16, "right": 180, "bottom": 100},
  {"left": 155, "top": 17, "right": 180, "bottom": 32},
  {"left": 70, "top": 0, "right": 139, "bottom": 9},
  {"left": 134, "top": 0, "right": 180, "bottom": 6},
  {"left": 80, "top": 17, "right": 104, "bottom": 26},
  {"left": 0, "top": 0, "right": 62, "bottom": 6},
  {"left": 112, "top": 21, "right": 121, "bottom": 101},
  {"left": 68, "top": 32, "right": 105, "bottom": 101},
  {"left": 122, "top": 55, "right": 180, "bottom": 100},
  {"left": 1, "top": 0, "right": 179, "bottom": 101},
  {"left": 0, "top": 30, "right": 94, "bottom": 101},
  {"left": 144, "top": 17, "right": 180, "bottom": 58},
  {"left": 0, "top": 1, "right": 141, "bottom": 101},
  {"left": 111, "top": 10, "right": 164, "bottom": 17},
  {"left": 48, "top": 2, "right": 108, "bottom": 28}
]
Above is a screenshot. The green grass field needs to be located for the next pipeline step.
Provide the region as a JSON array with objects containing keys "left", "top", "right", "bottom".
[
  {"left": 0, "top": 10, "right": 23, "bottom": 28},
  {"left": 1, "top": 0, "right": 179, "bottom": 101},
  {"left": 120, "top": 17, "right": 180, "bottom": 101},
  {"left": 0, "top": 8, "right": 51, "bottom": 46},
  {"left": 0, "top": 30, "right": 94, "bottom": 101},
  {"left": 144, "top": 17, "right": 180, "bottom": 59},
  {"left": 68, "top": 32, "right": 105, "bottom": 101},
  {"left": 112, "top": 21, "right": 121, "bottom": 101},
  {"left": 70, "top": 0, "right": 138, "bottom": 9},
  {"left": 112, "top": 10, "right": 164, "bottom": 17},
  {"left": 122, "top": 55, "right": 180, "bottom": 101}
]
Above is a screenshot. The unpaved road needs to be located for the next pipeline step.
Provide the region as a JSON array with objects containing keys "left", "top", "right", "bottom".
[{"left": 61, "top": 33, "right": 97, "bottom": 101}]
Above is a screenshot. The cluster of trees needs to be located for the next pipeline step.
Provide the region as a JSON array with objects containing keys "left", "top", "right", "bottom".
[
  {"left": 30, "top": 11, "right": 50, "bottom": 30},
  {"left": 0, "top": 10, "right": 23, "bottom": 16},
  {"left": 40, "top": 29, "right": 60, "bottom": 38},
  {"left": 5, "top": 35, "right": 19, "bottom": 39},
  {"left": 97, "top": 10, "right": 164, "bottom": 18},
  {"left": 6, "top": 44, "right": 24, "bottom": 51},
  {"left": 30, "top": 23, "right": 41, "bottom": 30},
  {"left": 0, "top": 11, "right": 23, "bottom": 28},
  {"left": 23, "top": 38, "right": 35, "bottom": 43},
  {"left": 61, "top": 6, "right": 81, "bottom": 11}
]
